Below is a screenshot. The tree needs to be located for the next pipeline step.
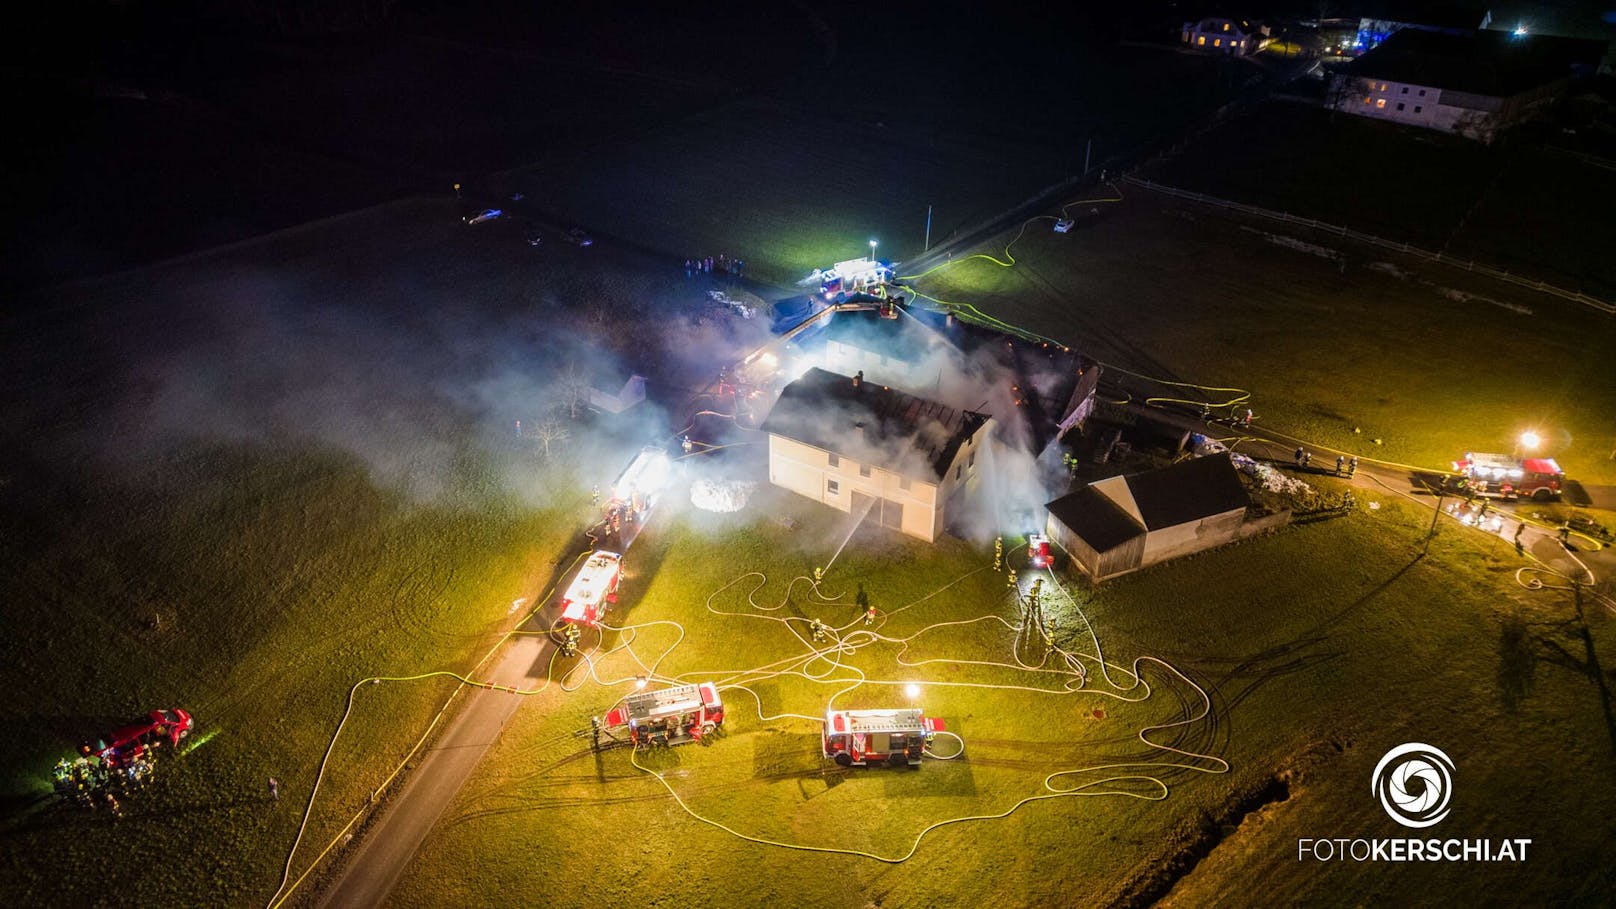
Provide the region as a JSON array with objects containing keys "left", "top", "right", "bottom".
[
  {"left": 533, "top": 417, "right": 570, "bottom": 460},
  {"left": 555, "top": 361, "right": 591, "bottom": 421}
]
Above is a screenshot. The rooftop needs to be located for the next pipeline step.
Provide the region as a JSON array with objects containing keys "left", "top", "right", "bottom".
[
  {"left": 759, "top": 367, "right": 989, "bottom": 481},
  {"left": 1346, "top": 28, "right": 1608, "bottom": 96}
]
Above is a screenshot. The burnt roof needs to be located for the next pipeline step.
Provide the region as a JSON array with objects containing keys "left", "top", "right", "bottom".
[
  {"left": 1127, "top": 453, "right": 1250, "bottom": 530},
  {"left": 1046, "top": 485, "right": 1144, "bottom": 553},
  {"left": 759, "top": 367, "right": 989, "bottom": 481},
  {"left": 823, "top": 309, "right": 937, "bottom": 364},
  {"left": 1346, "top": 28, "right": 1608, "bottom": 96}
]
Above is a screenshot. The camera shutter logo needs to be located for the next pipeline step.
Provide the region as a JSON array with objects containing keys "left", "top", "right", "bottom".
[{"left": 1372, "top": 742, "right": 1455, "bottom": 828}]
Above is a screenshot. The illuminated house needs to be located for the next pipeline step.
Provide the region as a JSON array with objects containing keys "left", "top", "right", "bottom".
[
  {"left": 1328, "top": 28, "right": 1608, "bottom": 142},
  {"left": 1045, "top": 453, "right": 1260, "bottom": 581},
  {"left": 759, "top": 368, "right": 992, "bottom": 542},
  {"left": 1181, "top": 17, "right": 1265, "bottom": 56}
]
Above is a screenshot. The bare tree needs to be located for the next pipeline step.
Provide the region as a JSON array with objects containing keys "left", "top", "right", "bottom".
[
  {"left": 555, "top": 361, "right": 591, "bottom": 421},
  {"left": 533, "top": 417, "right": 570, "bottom": 460}
]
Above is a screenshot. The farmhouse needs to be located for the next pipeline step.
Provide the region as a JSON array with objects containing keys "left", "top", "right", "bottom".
[
  {"left": 1329, "top": 28, "right": 1608, "bottom": 142},
  {"left": 1045, "top": 453, "right": 1258, "bottom": 581},
  {"left": 1181, "top": 17, "right": 1266, "bottom": 56},
  {"left": 759, "top": 367, "right": 992, "bottom": 542}
]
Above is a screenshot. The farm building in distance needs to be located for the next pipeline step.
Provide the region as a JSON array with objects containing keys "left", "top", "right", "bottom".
[
  {"left": 759, "top": 367, "right": 992, "bottom": 542},
  {"left": 1045, "top": 453, "right": 1277, "bottom": 581},
  {"left": 1328, "top": 28, "right": 1609, "bottom": 141},
  {"left": 1181, "top": 17, "right": 1267, "bottom": 55}
]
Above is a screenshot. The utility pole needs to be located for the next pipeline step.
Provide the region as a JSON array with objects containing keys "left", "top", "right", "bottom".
[{"left": 924, "top": 204, "right": 933, "bottom": 253}]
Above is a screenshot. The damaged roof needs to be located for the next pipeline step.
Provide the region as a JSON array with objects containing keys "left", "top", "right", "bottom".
[{"left": 760, "top": 367, "right": 989, "bottom": 481}]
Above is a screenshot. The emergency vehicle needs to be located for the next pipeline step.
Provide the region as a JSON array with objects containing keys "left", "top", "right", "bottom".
[
  {"left": 596, "top": 447, "right": 671, "bottom": 550},
  {"left": 1027, "top": 533, "right": 1054, "bottom": 569},
  {"left": 603, "top": 681, "right": 725, "bottom": 746},
  {"left": 79, "top": 709, "right": 193, "bottom": 767},
  {"left": 559, "top": 551, "right": 622, "bottom": 625},
  {"left": 817, "top": 258, "right": 893, "bottom": 302},
  {"left": 1451, "top": 452, "right": 1565, "bottom": 501},
  {"left": 822, "top": 708, "right": 944, "bottom": 768}
]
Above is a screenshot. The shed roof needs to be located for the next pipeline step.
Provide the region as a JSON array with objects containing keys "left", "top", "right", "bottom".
[
  {"left": 1046, "top": 484, "right": 1145, "bottom": 554},
  {"left": 1125, "top": 452, "right": 1250, "bottom": 530}
]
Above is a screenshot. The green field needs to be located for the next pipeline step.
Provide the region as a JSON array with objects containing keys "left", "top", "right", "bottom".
[
  {"left": 391, "top": 483, "right": 1616, "bottom": 907},
  {"left": 906, "top": 186, "right": 1616, "bottom": 488}
]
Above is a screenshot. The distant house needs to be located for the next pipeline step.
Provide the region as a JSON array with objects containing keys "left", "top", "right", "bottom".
[
  {"left": 1182, "top": 17, "right": 1266, "bottom": 56},
  {"left": 1045, "top": 453, "right": 1264, "bottom": 581},
  {"left": 759, "top": 368, "right": 992, "bottom": 542},
  {"left": 1329, "top": 28, "right": 1608, "bottom": 141}
]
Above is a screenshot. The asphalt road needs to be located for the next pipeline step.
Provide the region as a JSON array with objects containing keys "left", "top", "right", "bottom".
[{"left": 314, "top": 634, "right": 554, "bottom": 909}]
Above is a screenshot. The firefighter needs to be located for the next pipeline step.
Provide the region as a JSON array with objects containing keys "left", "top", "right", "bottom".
[
  {"left": 865, "top": 605, "right": 876, "bottom": 626},
  {"left": 1335, "top": 455, "right": 1345, "bottom": 475},
  {"left": 1559, "top": 523, "right": 1572, "bottom": 546},
  {"left": 1514, "top": 522, "right": 1526, "bottom": 555},
  {"left": 993, "top": 536, "right": 1003, "bottom": 571},
  {"left": 813, "top": 566, "right": 824, "bottom": 583},
  {"left": 682, "top": 435, "right": 694, "bottom": 454},
  {"left": 268, "top": 777, "right": 280, "bottom": 802},
  {"left": 1348, "top": 456, "right": 1358, "bottom": 477},
  {"left": 811, "top": 618, "right": 827, "bottom": 642},
  {"left": 1006, "top": 568, "right": 1018, "bottom": 589},
  {"left": 1294, "top": 447, "right": 1304, "bottom": 467},
  {"left": 1243, "top": 408, "right": 1253, "bottom": 428},
  {"left": 591, "top": 485, "right": 600, "bottom": 506}
]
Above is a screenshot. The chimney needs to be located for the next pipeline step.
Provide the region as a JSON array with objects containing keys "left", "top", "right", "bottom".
[{"left": 853, "top": 370, "right": 864, "bottom": 388}]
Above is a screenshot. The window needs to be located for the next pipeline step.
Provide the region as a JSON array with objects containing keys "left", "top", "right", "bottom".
[
  {"left": 828, "top": 453, "right": 839, "bottom": 468},
  {"left": 1222, "top": 22, "right": 1230, "bottom": 31},
  {"left": 1414, "top": 105, "right": 1422, "bottom": 113},
  {"left": 1233, "top": 40, "right": 1241, "bottom": 48},
  {"left": 899, "top": 477, "right": 911, "bottom": 491},
  {"left": 1213, "top": 38, "right": 1221, "bottom": 47},
  {"left": 1364, "top": 96, "right": 1373, "bottom": 104},
  {"left": 1379, "top": 83, "right": 1388, "bottom": 91},
  {"left": 954, "top": 465, "right": 961, "bottom": 480},
  {"left": 968, "top": 452, "right": 975, "bottom": 468},
  {"left": 1197, "top": 36, "right": 1205, "bottom": 46},
  {"left": 1396, "top": 102, "right": 1405, "bottom": 111},
  {"left": 1401, "top": 86, "right": 1408, "bottom": 94},
  {"left": 1419, "top": 89, "right": 1426, "bottom": 96},
  {"left": 1376, "top": 99, "right": 1386, "bottom": 109},
  {"left": 826, "top": 479, "right": 839, "bottom": 495},
  {"left": 858, "top": 464, "right": 871, "bottom": 478}
]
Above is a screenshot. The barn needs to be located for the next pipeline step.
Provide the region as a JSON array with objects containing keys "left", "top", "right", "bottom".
[{"left": 1045, "top": 453, "right": 1253, "bottom": 581}]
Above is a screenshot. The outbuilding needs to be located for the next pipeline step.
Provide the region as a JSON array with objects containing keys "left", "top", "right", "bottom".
[{"left": 1045, "top": 453, "right": 1254, "bottom": 581}]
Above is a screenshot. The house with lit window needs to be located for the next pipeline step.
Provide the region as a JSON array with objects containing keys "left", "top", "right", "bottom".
[
  {"left": 758, "top": 367, "right": 992, "bottom": 542},
  {"left": 1328, "top": 28, "right": 1609, "bottom": 142},
  {"left": 1182, "top": 17, "right": 1266, "bottom": 56}
]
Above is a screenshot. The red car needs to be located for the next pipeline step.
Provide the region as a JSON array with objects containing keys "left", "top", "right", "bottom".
[{"left": 80, "top": 709, "right": 193, "bottom": 766}]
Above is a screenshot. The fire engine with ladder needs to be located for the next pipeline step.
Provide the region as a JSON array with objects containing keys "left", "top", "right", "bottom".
[
  {"left": 597, "top": 681, "right": 725, "bottom": 748},
  {"left": 822, "top": 708, "right": 944, "bottom": 768}
]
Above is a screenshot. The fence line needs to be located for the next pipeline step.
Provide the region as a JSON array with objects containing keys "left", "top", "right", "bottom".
[{"left": 1121, "top": 176, "right": 1616, "bottom": 315}]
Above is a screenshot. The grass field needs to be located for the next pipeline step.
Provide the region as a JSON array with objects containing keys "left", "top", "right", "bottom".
[
  {"left": 1147, "top": 102, "right": 1616, "bottom": 298},
  {"left": 905, "top": 187, "right": 1616, "bottom": 488},
  {"left": 390, "top": 481, "right": 1616, "bottom": 907}
]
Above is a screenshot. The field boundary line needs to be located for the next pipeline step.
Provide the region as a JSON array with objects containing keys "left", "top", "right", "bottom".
[{"left": 1121, "top": 176, "right": 1616, "bottom": 315}]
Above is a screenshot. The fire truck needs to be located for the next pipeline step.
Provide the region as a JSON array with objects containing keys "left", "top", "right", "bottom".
[
  {"left": 1027, "top": 533, "right": 1054, "bottom": 569},
  {"left": 559, "top": 551, "right": 622, "bottom": 625},
  {"left": 596, "top": 447, "right": 671, "bottom": 550},
  {"left": 822, "top": 708, "right": 944, "bottom": 768},
  {"left": 817, "top": 258, "right": 893, "bottom": 302},
  {"left": 1451, "top": 452, "right": 1565, "bottom": 501},
  {"left": 79, "top": 708, "right": 193, "bottom": 765},
  {"left": 603, "top": 681, "right": 725, "bottom": 746}
]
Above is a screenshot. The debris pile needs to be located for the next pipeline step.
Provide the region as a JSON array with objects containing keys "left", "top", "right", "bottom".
[{"left": 691, "top": 479, "right": 758, "bottom": 513}]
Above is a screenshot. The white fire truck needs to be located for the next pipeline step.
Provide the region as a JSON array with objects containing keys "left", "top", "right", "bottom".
[
  {"left": 603, "top": 681, "right": 725, "bottom": 746},
  {"left": 1451, "top": 452, "right": 1565, "bottom": 501},
  {"left": 822, "top": 708, "right": 944, "bottom": 768},
  {"left": 596, "top": 447, "right": 671, "bottom": 550},
  {"left": 817, "top": 258, "right": 893, "bottom": 302},
  {"left": 559, "top": 550, "right": 622, "bottom": 625}
]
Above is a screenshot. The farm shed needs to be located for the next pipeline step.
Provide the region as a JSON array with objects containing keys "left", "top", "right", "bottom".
[{"left": 1045, "top": 453, "right": 1253, "bottom": 581}]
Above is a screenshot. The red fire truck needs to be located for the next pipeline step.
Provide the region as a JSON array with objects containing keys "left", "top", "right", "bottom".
[
  {"left": 559, "top": 550, "right": 622, "bottom": 626},
  {"left": 78, "top": 709, "right": 193, "bottom": 767},
  {"left": 1027, "top": 533, "right": 1054, "bottom": 569},
  {"left": 1452, "top": 452, "right": 1565, "bottom": 501},
  {"left": 822, "top": 708, "right": 944, "bottom": 768},
  {"left": 603, "top": 681, "right": 725, "bottom": 746},
  {"left": 596, "top": 447, "right": 671, "bottom": 551}
]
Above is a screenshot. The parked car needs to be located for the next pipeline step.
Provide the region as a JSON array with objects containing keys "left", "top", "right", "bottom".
[
  {"left": 465, "top": 208, "right": 503, "bottom": 225},
  {"left": 564, "top": 228, "right": 594, "bottom": 247}
]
